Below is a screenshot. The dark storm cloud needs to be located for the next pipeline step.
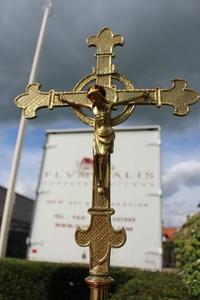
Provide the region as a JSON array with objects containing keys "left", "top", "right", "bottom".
[
  {"left": 1, "top": 0, "right": 200, "bottom": 133},
  {"left": 0, "top": 0, "right": 45, "bottom": 121}
]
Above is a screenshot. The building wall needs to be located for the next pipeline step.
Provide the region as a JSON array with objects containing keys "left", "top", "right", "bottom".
[{"left": 0, "top": 186, "right": 34, "bottom": 258}]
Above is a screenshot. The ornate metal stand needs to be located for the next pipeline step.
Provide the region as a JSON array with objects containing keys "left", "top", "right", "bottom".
[{"left": 15, "top": 28, "right": 200, "bottom": 300}]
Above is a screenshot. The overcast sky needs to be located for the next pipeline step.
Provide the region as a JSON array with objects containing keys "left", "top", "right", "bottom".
[{"left": 1, "top": 0, "right": 200, "bottom": 227}]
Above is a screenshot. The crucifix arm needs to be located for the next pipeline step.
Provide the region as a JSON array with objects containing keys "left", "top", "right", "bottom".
[
  {"left": 15, "top": 83, "right": 92, "bottom": 119},
  {"left": 60, "top": 92, "right": 92, "bottom": 109},
  {"left": 15, "top": 83, "right": 68, "bottom": 119},
  {"left": 116, "top": 79, "right": 200, "bottom": 116}
]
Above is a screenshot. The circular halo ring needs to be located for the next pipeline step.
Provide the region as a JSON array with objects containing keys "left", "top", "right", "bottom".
[{"left": 73, "top": 73, "right": 135, "bottom": 127}]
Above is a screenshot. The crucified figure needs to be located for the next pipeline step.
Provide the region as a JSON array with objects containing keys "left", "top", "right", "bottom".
[{"left": 62, "top": 84, "right": 148, "bottom": 194}]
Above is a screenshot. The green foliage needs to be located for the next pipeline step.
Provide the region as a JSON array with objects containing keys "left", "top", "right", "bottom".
[
  {"left": 0, "top": 259, "right": 89, "bottom": 300},
  {"left": 174, "top": 213, "right": 200, "bottom": 296},
  {"left": 0, "top": 259, "right": 197, "bottom": 300},
  {"left": 110, "top": 269, "right": 197, "bottom": 300}
]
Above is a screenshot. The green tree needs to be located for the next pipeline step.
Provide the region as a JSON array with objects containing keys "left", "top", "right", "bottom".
[{"left": 174, "top": 213, "right": 200, "bottom": 296}]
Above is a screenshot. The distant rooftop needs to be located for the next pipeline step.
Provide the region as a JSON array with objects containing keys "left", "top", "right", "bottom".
[{"left": 162, "top": 227, "right": 179, "bottom": 241}]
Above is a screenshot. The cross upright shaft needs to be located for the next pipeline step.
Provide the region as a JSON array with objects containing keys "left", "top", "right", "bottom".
[
  {"left": 88, "top": 28, "right": 124, "bottom": 86},
  {"left": 15, "top": 28, "right": 200, "bottom": 300}
]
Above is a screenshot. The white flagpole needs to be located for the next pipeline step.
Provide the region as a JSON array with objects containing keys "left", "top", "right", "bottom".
[{"left": 0, "top": 0, "right": 53, "bottom": 257}]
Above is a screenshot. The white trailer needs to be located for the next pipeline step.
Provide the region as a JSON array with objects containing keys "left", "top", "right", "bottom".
[{"left": 28, "top": 126, "right": 162, "bottom": 270}]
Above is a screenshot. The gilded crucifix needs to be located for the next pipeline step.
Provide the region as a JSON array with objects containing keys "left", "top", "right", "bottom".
[{"left": 15, "top": 28, "right": 199, "bottom": 300}]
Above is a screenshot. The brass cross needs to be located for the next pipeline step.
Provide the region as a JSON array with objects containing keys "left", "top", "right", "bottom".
[{"left": 15, "top": 28, "right": 200, "bottom": 298}]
